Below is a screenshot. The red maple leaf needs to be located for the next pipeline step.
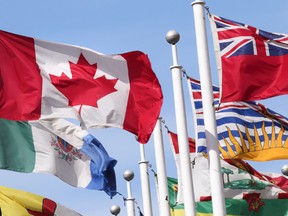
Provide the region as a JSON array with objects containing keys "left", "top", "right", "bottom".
[{"left": 49, "top": 53, "right": 118, "bottom": 108}]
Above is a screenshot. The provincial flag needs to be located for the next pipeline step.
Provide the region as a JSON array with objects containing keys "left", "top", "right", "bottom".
[
  {"left": 209, "top": 15, "right": 288, "bottom": 102},
  {"left": 169, "top": 131, "right": 288, "bottom": 206},
  {"left": 0, "top": 186, "right": 82, "bottom": 215},
  {"left": 167, "top": 176, "right": 288, "bottom": 216},
  {"left": 188, "top": 77, "right": 288, "bottom": 161},
  {"left": 0, "top": 30, "right": 163, "bottom": 144},
  {"left": 0, "top": 118, "right": 117, "bottom": 197}
]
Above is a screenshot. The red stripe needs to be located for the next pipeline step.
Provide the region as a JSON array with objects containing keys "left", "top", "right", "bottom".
[
  {"left": 200, "top": 196, "right": 212, "bottom": 201},
  {"left": 121, "top": 51, "right": 163, "bottom": 144},
  {"left": 278, "top": 193, "right": 288, "bottom": 199},
  {"left": 0, "top": 30, "right": 42, "bottom": 120},
  {"left": 192, "top": 91, "right": 219, "bottom": 99},
  {"left": 218, "top": 28, "right": 254, "bottom": 40},
  {"left": 192, "top": 92, "right": 202, "bottom": 99},
  {"left": 189, "top": 77, "right": 201, "bottom": 84}
]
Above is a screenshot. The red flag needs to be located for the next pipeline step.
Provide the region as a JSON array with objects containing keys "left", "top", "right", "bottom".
[
  {"left": 210, "top": 15, "right": 288, "bottom": 102},
  {"left": 0, "top": 30, "right": 163, "bottom": 143}
]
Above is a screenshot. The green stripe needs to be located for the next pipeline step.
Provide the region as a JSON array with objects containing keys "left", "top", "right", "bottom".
[
  {"left": 0, "top": 119, "right": 35, "bottom": 172},
  {"left": 169, "top": 198, "right": 288, "bottom": 216},
  {"left": 197, "top": 199, "right": 288, "bottom": 216}
]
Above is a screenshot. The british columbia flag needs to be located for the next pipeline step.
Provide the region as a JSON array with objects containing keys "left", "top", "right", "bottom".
[
  {"left": 210, "top": 15, "right": 288, "bottom": 102},
  {"left": 187, "top": 77, "right": 288, "bottom": 161}
]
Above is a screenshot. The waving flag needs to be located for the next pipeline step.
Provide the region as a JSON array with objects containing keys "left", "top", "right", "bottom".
[
  {"left": 209, "top": 15, "right": 288, "bottom": 102},
  {"left": 167, "top": 176, "right": 288, "bottom": 216},
  {"left": 187, "top": 77, "right": 288, "bottom": 161},
  {"left": 169, "top": 130, "right": 288, "bottom": 215},
  {"left": 0, "top": 118, "right": 117, "bottom": 197},
  {"left": 0, "top": 186, "right": 82, "bottom": 215},
  {"left": 0, "top": 29, "right": 163, "bottom": 144},
  {"left": 192, "top": 153, "right": 288, "bottom": 201}
]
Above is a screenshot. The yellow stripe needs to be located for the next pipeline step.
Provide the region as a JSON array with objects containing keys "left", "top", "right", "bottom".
[
  {"left": 0, "top": 186, "right": 44, "bottom": 214},
  {"left": 171, "top": 209, "right": 244, "bottom": 216}
]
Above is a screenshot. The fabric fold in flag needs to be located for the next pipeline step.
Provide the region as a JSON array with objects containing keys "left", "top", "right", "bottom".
[
  {"left": 168, "top": 130, "right": 196, "bottom": 204},
  {"left": 0, "top": 186, "right": 82, "bottom": 215},
  {"left": 187, "top": 77, "right": 288, "bottom": 161},
  {"left": 192, "top": 153, "right": 288, "bottom": 202},
  {"left": 209, "top": 14, "right": 288, "bottom": 102},
  {"left": 0, "top": 118, "right": 117, "bottom": 198},
  {"left": 0, "top": 29, "right": 163, "bottom": 144}
]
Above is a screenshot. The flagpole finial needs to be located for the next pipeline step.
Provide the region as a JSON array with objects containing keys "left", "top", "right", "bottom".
[
  {"left": 166, "top": 30, "right": 180, "bottom": 45},
  {"left": 123, "top": 170, "right": 134, "bottom": 181},
  {"left": 110, "top": 205, "right": 121, "bottom": 215},
  {"left": 281, "top": 164, "right": 288, "bottom": 176},
  {"left": 191, "top": 0, "right": 206, "bottom": 6}
]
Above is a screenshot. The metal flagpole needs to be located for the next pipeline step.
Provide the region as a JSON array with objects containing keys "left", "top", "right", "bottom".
[
  {"left": 166, "top": 30, "right": 196, "bottom": 216},
  {"left": 139, "top": 144, "right": 153, "bottom": 216},
  {"left": 191, "top": 1, "right": 226, "bottom": 215},
  {"left": 153, "top": 117, "right": 171, "bottom": 215},
  {"left": 123, "top": 170, "right": 136, "bottom": 216}
]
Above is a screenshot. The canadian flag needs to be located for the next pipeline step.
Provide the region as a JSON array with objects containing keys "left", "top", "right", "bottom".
[{"left": 0, "top": 30, "right": 163, "bottom": 144}]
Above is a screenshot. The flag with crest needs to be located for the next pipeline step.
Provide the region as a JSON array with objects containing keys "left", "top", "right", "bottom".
[
  {"left": 167, "top": 174, "right": 288, "bottom": 216},
  {"left": 0, "top": 118, "right": 117, "bottom": 197},
  {"left": 187, "top": 77, "right": 288, "bottom": 161}
]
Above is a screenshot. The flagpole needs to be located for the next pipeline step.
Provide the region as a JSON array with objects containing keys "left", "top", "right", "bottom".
[
  {"left": 139, "top": 144, "right": 153, "bottom": 216},
  {"left": 123, "top": 170, "right": 136, "bottom": 216},
  {"left": 153, "top": 117, "right": 171, "bottom": 215},
  {"left": 166, "top": 30, "right": 196, "bottom": 216},
  {"left": 191, "top": 1, "right": 226, "bottom": 215}
]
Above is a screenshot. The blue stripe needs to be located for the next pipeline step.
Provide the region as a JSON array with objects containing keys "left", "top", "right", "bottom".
[
  {"left": 194, "top": 101, "right": 203, "bottom": 110},
  {"left": 81, "top": 134, "right": 117, "bottom": 198}
]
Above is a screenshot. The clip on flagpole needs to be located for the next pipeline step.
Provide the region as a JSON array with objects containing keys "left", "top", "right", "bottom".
[
  {"left": 191, "top": 1, "right": 226, "bottom": 215},
  {"left": 153, "top": 117, "right": 171, "bottom": 215},
  {"left": 123, "top": 170, "right": 136, "bottom": 216},
  {"left": 138, "top": 144, "right": 153, "bottom": 216},
  {"left": 166, "top": 30, "right": 196, "bottom": 216}
]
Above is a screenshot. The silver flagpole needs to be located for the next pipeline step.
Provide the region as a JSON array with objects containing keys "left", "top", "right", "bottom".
[
  {"left": 139, "top": 144, "right": 153, "bottom": 216},
  {"left": 191, "top": 1, "right": 226, "bottom": 215},
  {"left": 166, "top": 30, "right": 196, "bottom": 216},
  {"left": 153, "top": 117, "right": 171, "bottom": 215}
]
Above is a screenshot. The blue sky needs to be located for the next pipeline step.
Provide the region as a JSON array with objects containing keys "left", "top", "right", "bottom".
[{"left": 1, "top": 0, "right": 288, "bottom": 215}]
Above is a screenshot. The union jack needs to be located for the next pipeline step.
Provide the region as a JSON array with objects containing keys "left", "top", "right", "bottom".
[{"left": 212, "top": 15, "right": 288, "bottom": 58}]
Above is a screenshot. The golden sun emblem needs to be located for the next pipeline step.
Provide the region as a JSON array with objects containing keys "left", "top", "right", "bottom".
[{"left": 218, "top": 121, "right": 288, "bottom": 161}]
